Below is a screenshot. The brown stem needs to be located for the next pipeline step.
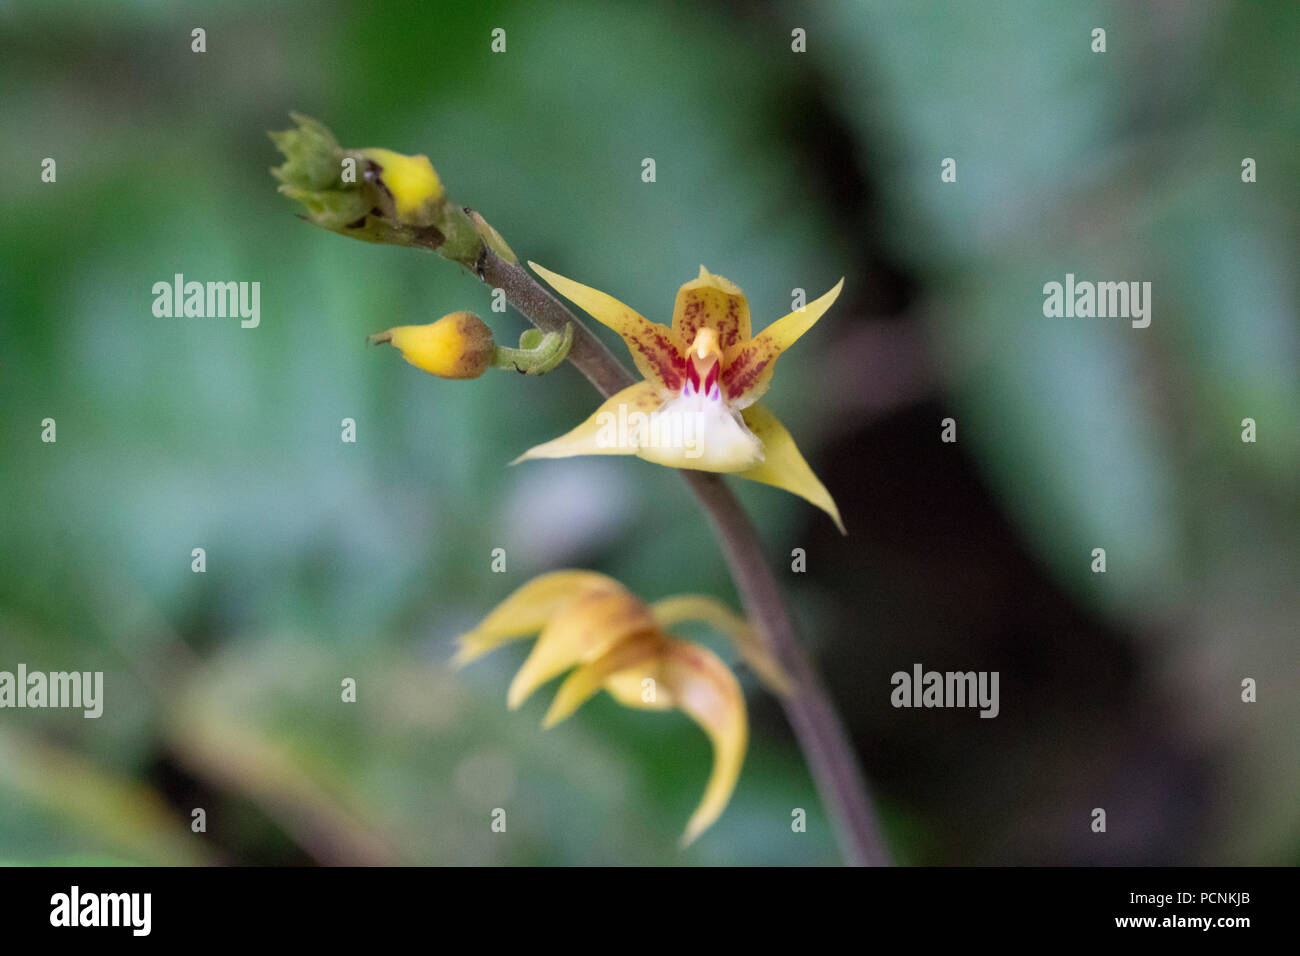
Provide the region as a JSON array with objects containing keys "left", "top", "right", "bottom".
[{"left": 478, "top": 249, "right": 892, "bottom": 865}]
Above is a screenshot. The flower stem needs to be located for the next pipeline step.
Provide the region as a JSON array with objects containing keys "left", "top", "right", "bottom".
[
  {"left": 475, "top": 249, "right": 892, "bottom": 866},
  {"left": 490, "top": 324, "right": 574, "bottom": 375}
]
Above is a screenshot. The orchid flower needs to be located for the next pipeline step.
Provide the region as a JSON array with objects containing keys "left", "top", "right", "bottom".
[
  {"left": 454, "top": 571, "right": 791, "bottom": 846},
  {"left": 516, "top": 264, "right": 846, "bottom": 533}
]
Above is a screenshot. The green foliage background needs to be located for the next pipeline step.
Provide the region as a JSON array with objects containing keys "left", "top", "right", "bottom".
[{"left": 0, "top": 0, "right": 1296, "bottom": 865}]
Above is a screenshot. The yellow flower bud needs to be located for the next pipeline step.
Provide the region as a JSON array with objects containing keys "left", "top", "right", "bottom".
[
  {"left": 357, "top": 148, "right": 445, "bottom": 226},
  {"left": 369, "top": 312, "right": 495, "bottom": 379}
]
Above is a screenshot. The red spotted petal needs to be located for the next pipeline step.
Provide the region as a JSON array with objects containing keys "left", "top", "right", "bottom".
[
  {"left": 530, "top": 261, "right": 687, "bottom": 391},
  {"left": 673, "top": 266, "right": 751, "bottom": 352}
]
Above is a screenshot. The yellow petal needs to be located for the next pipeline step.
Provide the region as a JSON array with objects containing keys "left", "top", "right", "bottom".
[
  {"left": 528, "top": 262, "right": 688, "bottom": 392},
  {"left": 511, "top": 380, "right": 663, "bottom": 463},
  {"left": 658, "top": 639, "right": 748, "bottom": 847},
  {"left": 551, "top": 634, "right": 749, "bottom": 845},
  {"left": 672, "top": 266, "right": 751, "bottom": 352},
  {"left": 542, "top": 632, "right": 666, "bottom": 728},
  {"left": 721, "top": 278, "right": 844, "bottom": 408},
  {"left": 453, "top": 570, "right": 618, "bottom": 666},
  {"left": 737, "top": 404, "right": 845, "bottom": 534},
  {"left": 605, "top": 662, "right": 676, "bottom": 712},
  {"left": 507, "top": 587, "right": 657, "bottom": 710},
  {"left": 650, "top": 596, "right": 792, "bottom": 696}
]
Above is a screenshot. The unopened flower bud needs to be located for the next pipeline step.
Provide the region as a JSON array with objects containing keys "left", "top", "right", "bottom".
[
  {"left": 357, "top": 148, "right": 445, "bottom": 227},
  {"left": 270, "top": 113, "right": 485, "bottom": 265},
  {"left": 369, "top": 312, "right": 495, "bottom": 379}
]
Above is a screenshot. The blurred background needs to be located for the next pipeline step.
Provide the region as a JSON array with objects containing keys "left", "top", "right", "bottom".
[{"left": 1, "top": 0, "right": 1296, "bottom": 865}]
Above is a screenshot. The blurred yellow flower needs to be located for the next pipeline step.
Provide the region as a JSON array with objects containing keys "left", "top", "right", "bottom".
[
  {"left": 517, "top": 264, "right": 846, "bottom": 532},
  {"left": 455, "top": 571, "right": 790, "bottom": 846}
]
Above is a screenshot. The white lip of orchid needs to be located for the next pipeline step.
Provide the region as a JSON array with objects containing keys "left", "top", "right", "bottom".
[{"left": 634, "top": 343, "right": 764, "bottom": 472}]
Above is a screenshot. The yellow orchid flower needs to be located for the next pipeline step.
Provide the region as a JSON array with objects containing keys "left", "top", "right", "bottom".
[
  {"left": 455, "top": 571, "right": 791, "bottom": 846},
  {"left": 516, "top": 264, "right": 846, "bottom": 532}
]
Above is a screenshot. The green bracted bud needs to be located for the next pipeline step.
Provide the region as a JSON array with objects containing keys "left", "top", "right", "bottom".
[
  {"left": 268, "top": 112, "right": 344, "bottom": 191},
  {"left": 269, "top": 113, "right": 486, "bottom": 266}
]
